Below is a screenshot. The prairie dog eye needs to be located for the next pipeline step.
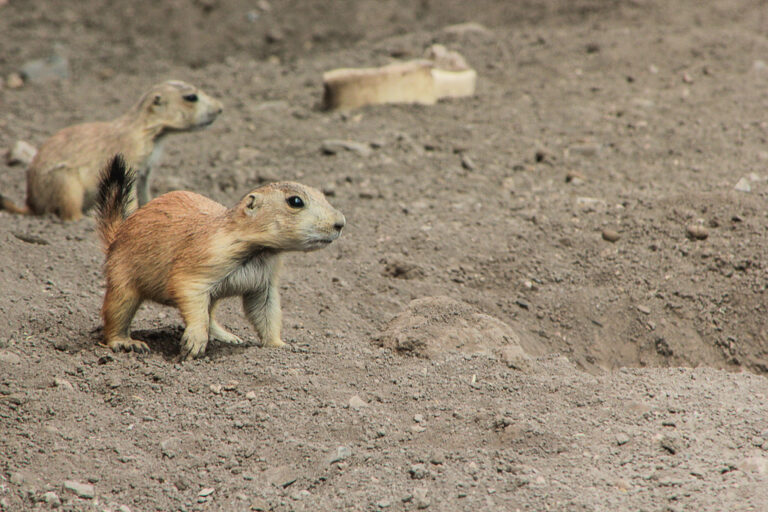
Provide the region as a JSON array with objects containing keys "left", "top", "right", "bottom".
[
  {"left": 286, "top": 196, "right": 304, "bottom": 208},
  {"left": 183, "top": 93, "right": 198, "bottom": 102}
]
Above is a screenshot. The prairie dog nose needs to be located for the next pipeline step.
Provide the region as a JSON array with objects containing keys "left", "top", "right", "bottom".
[{"left": 333, "top": 213, "right": 346, "bottom": 232}]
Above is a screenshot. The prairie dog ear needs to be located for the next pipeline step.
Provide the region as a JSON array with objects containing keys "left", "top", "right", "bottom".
[{"left": 245, "top": 193, "right": 263, "bottom": 211}]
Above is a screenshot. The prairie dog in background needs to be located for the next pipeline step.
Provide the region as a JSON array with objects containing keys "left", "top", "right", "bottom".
[{"left": 0, "top": 80, "right": 223, "bottom": 220}]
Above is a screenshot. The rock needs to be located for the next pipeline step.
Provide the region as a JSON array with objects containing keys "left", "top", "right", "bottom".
[
  {"left": 0, "top": 351, "right": 21, "bottom": 365},
  {"left": 265, "top": 27, "right": 284, "bottom": 44},
  {"left": 686, "top": 224, "right": 709, "bottom": 241},
  {"left": 210, "top": 384, "right": 223, "bottom": 394},
  {"left": 409, "top": 464, "right": 429, "bottom": 480},
  {"left": 53, "top": 377, "right": 74, "bottom": 390},
  {"left": 376, "top": 499, "right": 392, "bottom": 508},
  {"left": 601, "top": 229, "right": 620, "bottom": 243},
  {"left": 329, "top": 445, "right": 352, "bottom": 464},
  {"left": 322, "top": 53, "right": 476, "bottom": 111},
  {"left": 223, "top": 380, "right": 239, "bottom": 391},
  {"left": 41, "top": 491, "right": 60, "bottom": 507},
  {"left": 348, "top": 395, "right": 368, "bottom": 410},
  {"left": 198, "top": 487, "right": 215, "bottom": 497},
  {"left": 413, "top": 414, "right": 424, "bottom": 424},
  {"left": 321, "top": 139, "right": 372, "bottom": 157},
  {"left": 460, "top": 153, "right": 476, "bottom": 171},
  {"left": 263, "top": 465, "right": 298, "bottom": 488},
  {"left": 7, "top": 140, "right": 37, "bottom": 166},
  {"left": 20, "top": 44, "right": 70, "bottom": 83},
  {"left": 499, "top": 344, "right": 532, "bottom": 372},
  {"left": 413, "top": 487, "right": 431, "bottom": 509},
  {"left": 442, "top": 22, "right": 492, "bottom": 37},
  {"left": 160, "top": 438, "right": 180, "bottom": 459},
  {"left": 734, "top": 177, "right": 751, "bottom": 192},
  {"left": 636, "top": 305, "right": 651, "bottom": 315},
  {"left": 616, "top": 433, "right": 630, "bottom": 446},
  {"left": 245, "top": 390, "right": 258, "bottom": 400},
  {"left": 575, "top": 197, "right": 607, "bottom": 212},
  {"left": 660, "top": 435, "right": 681, "bottom": 455},
  {"left": 566, "top": 143, "right": 601, "bottom": 158},
  {"left": 174, "top": 477, "right": 190, "bottom": 491},
  {"left": 11, "top": 232, "right": 49, "bottom": 245},
  {"left": 378, "top": 296, "right": 530, "bottom": 359},
  {"left": 565, "top": 170, "right": 586, "bottom": 184},
  {"left": 63, "top": 480, "right": 95, "bottom": 499},
  {"left": 6, "top": 73, "right": 23, "bottom": 89},
  {"left": 429, "top": 451, "right": 446, "bottom": 465}
]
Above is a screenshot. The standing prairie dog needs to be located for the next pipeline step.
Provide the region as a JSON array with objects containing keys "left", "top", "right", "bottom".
[
  {"left": 0, "top": 80, "right": 222, "bottom": 220},
  {"left": 96, "top": 155, "right": 346, "bottom": 361}
]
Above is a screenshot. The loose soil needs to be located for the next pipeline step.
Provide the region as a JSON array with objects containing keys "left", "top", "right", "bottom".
[{"left": 1, "top": 1, "right": 768, "bottom": 511}]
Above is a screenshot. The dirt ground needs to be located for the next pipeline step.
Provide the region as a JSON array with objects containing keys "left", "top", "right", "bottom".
[{"left": 2, "top": 0, "right": 768, "bottom": 510}]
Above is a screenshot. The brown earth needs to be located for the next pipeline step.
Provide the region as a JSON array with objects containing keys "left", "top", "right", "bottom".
[{"left": 2, "top": 0, "right": 768, "bottom": 510}]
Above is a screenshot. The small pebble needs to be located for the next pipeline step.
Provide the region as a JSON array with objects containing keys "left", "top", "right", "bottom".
[
  {"left": 41, "top": 491, "right": 60, "bottom": 506},
  {"left": 198, "top": 487, "right": 215, "bottom": 497},
  {"left": 63, "top": 480, "right": 95, "bottom": 499},
  {"left": 413, "top": 488, "right": 431, "bottom": 509},
  {"left": 348, "top": 395, "right": 368, "bottom": 410},
  {"left": 686, "top": 224, "right": 709, "bottom": 240},
  {"left": 409, "top": 464, "right": 428, "bottom": 480},
  {"left": 565, "top": 170, "right": 586, "bottom": 184},
  {"left": 616, "top": 433, "right": 630, "bottom": 446},
  {"left": 460, "top": 154, "right": 476, "bottom": 171},
  {"left": 329, "top": 446, "right": 352, "bottom": 464},
  {"left": 734, "top": 177, "right": 751, "bottom": 192},
  {"left": 53, "top": 377, "right": 74, "bottom": 390},
  {"left": 660, "top": 435, "right": 681, "bottom": 454},
  {"left": 567, "top": 143, "right": 601, "bottom": 158},
  {"left": 601, "top": 229, "right": 620, "bottom": 243},
  {"left": 321, "top": 139, "right": 372, "bottom": 157}
]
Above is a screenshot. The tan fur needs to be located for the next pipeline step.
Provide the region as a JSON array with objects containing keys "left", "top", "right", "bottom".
[
  {"left": 1, "top": 80, "right": 222, "bottom": 220},
  {"left": 98, "top": 180, "right": 345, "bottom": 360}
]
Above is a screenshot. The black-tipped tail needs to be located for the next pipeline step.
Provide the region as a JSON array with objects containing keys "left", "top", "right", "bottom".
[{"left": 95, "top": 155, "right": 135, "bottom": 250}]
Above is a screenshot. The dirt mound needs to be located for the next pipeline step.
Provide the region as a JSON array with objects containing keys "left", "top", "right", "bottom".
[{"left": 378, "top": 296, "right": 531, "bottom": 364}]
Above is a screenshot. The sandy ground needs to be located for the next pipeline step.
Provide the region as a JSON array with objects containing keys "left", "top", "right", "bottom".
[{"left": 1, "top": 0, "right": 768, "bottom": 510}]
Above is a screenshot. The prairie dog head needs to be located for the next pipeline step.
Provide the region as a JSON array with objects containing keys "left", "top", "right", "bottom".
[
  {"left": 138, "top": 80, "right": 223, "bottom": 133},
  {"left": 236, "top": 182, "right": 346, "bottom": 252}
]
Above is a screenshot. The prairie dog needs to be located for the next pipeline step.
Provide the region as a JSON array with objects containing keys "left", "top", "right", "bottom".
[
  {"left": 95, "top": 155, "right": 346, "bottom": 361},
  {"left": 0, "top": 80, "right": 222, "bottom": 220}
]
